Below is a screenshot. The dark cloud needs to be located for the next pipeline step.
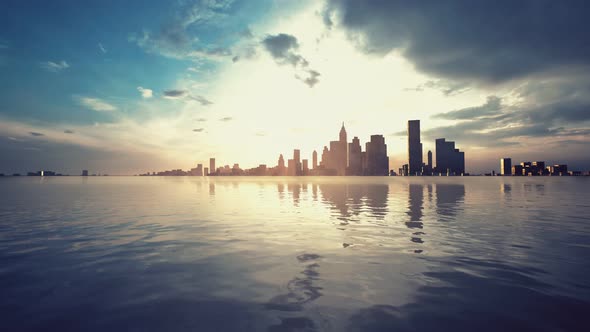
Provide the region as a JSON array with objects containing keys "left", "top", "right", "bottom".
[
  {"left": 262, "top": 33, "right": 321, "bottom": 87},
  {"left": 63, "top": 129, "right": 75, "bottom": 134},
  {"left": 324, "top": 0, "right": 590, "bottom": 83},
  {"left": 262, "top": 34, "right": 308, "bottom": 67},
  {"left": 424, "top": 86, "right": 590, "bottom": 148},
  {"left": 434, "top": 96, "right": 502, "bottom": 120},
  {"left": 163, "top": 89, "right": 188, "bottom": 98},
  {"left": 219, "top": 117, "right": 233, "bottom": 122},
  {"left": 193, "top": 128, "right": 205, "bottom": 132},
  {"left": 163, "top": 89, "right": 213, "bottom": 106},
  {"left": 29, "top": 132, "right": 44, "bottom": 137}
]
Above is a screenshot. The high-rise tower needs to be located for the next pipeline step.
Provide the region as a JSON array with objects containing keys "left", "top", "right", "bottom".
[{"left": 408, "top": 120, "right": 423, "bottom": 176}]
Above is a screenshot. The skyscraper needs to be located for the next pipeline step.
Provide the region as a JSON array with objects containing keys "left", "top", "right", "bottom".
[
  {"left": 408, "top": 120, "right": 423, "bottom": 176},
  {"left": 209, "top": 158, "right": 216, "bottom": 176},
  {"left": 329, "top": 123, "right": 348, "bottom": 175},
  {"left": 366, "top": 135, "right": 389, "bottom": 176},
  {"left": 500, "top": 158, "right": 512, "bottom": 176},
  {"left": 293, "top": 149, "right": 302, "bottom": 175},
  {"left": 312, "top": 150, "right": 318, "bottom": 169},
  {"left": 435, "top": 138, "right": 465, "bottom": 175},
  {"left": 302, "top": 159, "right": 309, "bottom": 175},
  {"left": 277, "top": 154, "right": 286, "bottom": 176},
  {"left": 348, "top": 136, "right": 362, "bottom": 175},
  {"left": 427, "top": 150, "right": 432, "bottom": 169}
]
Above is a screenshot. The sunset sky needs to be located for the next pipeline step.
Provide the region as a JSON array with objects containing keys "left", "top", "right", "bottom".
[{"left": 1, "top": 0, "right": 589, "bottom": 174}]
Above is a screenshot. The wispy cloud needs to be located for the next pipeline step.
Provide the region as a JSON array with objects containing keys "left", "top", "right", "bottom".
[
  {"left": 40, "top": 60, "right": 70, "bottom": 72},
  {"left": 137, "top": 86, "right": 153, "bottom": 98},
  {"left": 162, "top": 89, "right": 213, "bottom": 106},
  {"left": 64, "top": 129, "right": 75, "bottom": 134},
  {"left": 98, "top": 42, "right": 107, "bottom": 54},
  {"left": 29, "top": 132, "right": 44, "bottom": 137},
  {"left": 77, "top": 97, "right": 117, "bottom": 112},
  {"left": 220, "top": 116, "right": 233, "bottom": 122},
  {"left": 193, "top": 128, "right": 205, "bottom": 132}
]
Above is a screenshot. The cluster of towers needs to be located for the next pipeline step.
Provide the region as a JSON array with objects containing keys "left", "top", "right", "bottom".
[
  {"left": 270, "top": 123, "right": 389, "bottom": 176},
  {"left": 401, "top": 120, "right": 465, "bottom": 176}
]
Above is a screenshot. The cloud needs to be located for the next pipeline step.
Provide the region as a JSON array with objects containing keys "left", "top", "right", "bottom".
[
  {"left": 219, "top": 117, "right": 233, "bottom": 122},
  {"left": 406, "top": 80, "right": 471, "bottom": 96},
  {"left": 193, "top": 128, "right": 205, "bottom": 132},
  {"left": 63, "top": 129, "right": 75, "bottom": 134},
  {"left": 137, "top": 86, "right": 153, "bottom": 98},
  {"left": 130, "top": 0, "right": 237, "bottom": 61},
  {"left": 262, "top": 33, "right": 321, "bottom": 87},
  {"left": 29, "top": 132, "right": 44, "bottom": 137},
  {"left": 40, "top": 60, "right": 69, "bottom": 72},
  {"left": 163, "top": 89, "right": 213, "bottom": 106},
  {"left": 196, "top": 118, "right": 207, "bottom": 122},
  {"left": 324, "top": 0, "right": 590, "bottom": 83},
  {"left": 163, "top": 89, "right": 188, "bottom": 99},
  {"left": 433, "top": 96, "right": 502, "bottom": 120},
  {"left": 77, "top": 97, "right": 117, "bottom": 112},
  {"left": 424, "top": 81, "right": 590, "bottom": 148},
  {"left": 98, "top": 43, "right": 107, "bottom": 54}
]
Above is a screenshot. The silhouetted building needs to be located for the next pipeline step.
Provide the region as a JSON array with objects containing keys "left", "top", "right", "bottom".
[
  {"left": 512, "top": 164, "right": 524, "bottom": 176},
  {"left": 366, "top": 135, "right": 389, "bottom": 176},
  {"left": 82, "top": 170, "right": 88, "bottom": 176},
  {"left": 287, "top": 159, "right": 296, "bottom": 176},
  {"left": 312, "top": 150, "right": 318, "bottom": 169},
  {"left": 277, "top": 154, "right": 287, "bottom": 176},
  {"left": 435, "top": 138, "right": 465, "bottom": 175},
  {"left": 190, "top": 164, "right": 203, "bottom": 176},
  {"left": 408, "top": 120, "right": 423, "bottom": 176},
  {"left": 302, "top": 159, "right": 309, "bottom": 175},
  {"left": 327, "top": 123, "right": 348, "bottom": 175},
  {"left": 347, "top": 136, "right": 362, "bottom": 175},
  {"left": 293, "top": 149, "right": 302, "bottom": 176},
  {"left": 548, "top": 164, "right": 568, "bottom": 176},
  {"left": 209, "top": 158, "right": 216, "bottom": 176},
  {"left": 500, "top": 158, "right": 512, "bottom": 176},
  {"left": 427, "top": 150, "right": 432, "bottom": 170}
]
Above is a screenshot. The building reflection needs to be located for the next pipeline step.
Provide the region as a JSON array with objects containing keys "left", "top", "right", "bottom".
[
  {"left": 435, "top": 184, "right": 465, "bottom": 220},
  {"left": 315, "top": 183, "right": 389, "bottom": 224}
]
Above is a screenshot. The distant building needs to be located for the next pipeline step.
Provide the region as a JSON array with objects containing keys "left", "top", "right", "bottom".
[
  {"left": 427, "top": 150, "right": 432, "bottom": 170},
  {"left": 209, "top": 158, "right": 216, "bottom": 176},
  {"left": 204, "top": 167, "right": 209, "bottom": 176},
  {"left": 189, "top": 164, "right": 203, "bottom": 176},
  {"left": 287, "top": 159, "right": 295, "bottom": 176},
  {"left": 500, "top": 158, "right": 512, "bottom": 176},
  {"left": 408, "top": 120, "right": 423, "bottom": 176},
  {"left": 293, "top": 149, "right": 302, "bottom": 176},
  {"left": 435, "top": 138, "right": 465, "bottom": 175},
  {"left": 312, "top": 150, "right": 318, "bottom": 169},
  {"left": 302, "top": 159, "right": 309, "bottom": 175},
  {"left": 82, "top": 170, "right": 89, "bottom": 176},
  {"left": 366, "top": 135, "right": 389, "bottom": 176},
  {"left": 277, "top": 154, "right": 287, "bottom": 176},
  {"left": 347, "top": 136, "right": 362, "bottom": 175}
]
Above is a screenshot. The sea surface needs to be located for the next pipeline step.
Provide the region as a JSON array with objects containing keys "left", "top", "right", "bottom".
[{"left": 1, "top": 176, "right": 589, "bottom": 331}]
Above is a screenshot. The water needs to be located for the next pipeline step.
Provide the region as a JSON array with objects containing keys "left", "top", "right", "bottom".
[{"left": 1, "top": 176, "right": 589, "bottom": 331}]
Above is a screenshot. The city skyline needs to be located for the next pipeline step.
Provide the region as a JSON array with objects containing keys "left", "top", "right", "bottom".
[{"left": 1, "top": 1, "right": 589, "bottom": 174}]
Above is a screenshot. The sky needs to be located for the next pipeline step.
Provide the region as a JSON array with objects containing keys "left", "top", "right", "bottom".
[{"left": 1, "top": 0, "right": 589, "bottom": 175}]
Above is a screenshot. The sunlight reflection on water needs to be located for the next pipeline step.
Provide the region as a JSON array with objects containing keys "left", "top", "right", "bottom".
[{"left": 0, "top": 176, "right": 589, "bottom": 331}]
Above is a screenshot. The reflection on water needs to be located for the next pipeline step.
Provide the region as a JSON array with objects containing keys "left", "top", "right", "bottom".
[{"left": 1, "top": 176, "right": 589, "bottom": 331}]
